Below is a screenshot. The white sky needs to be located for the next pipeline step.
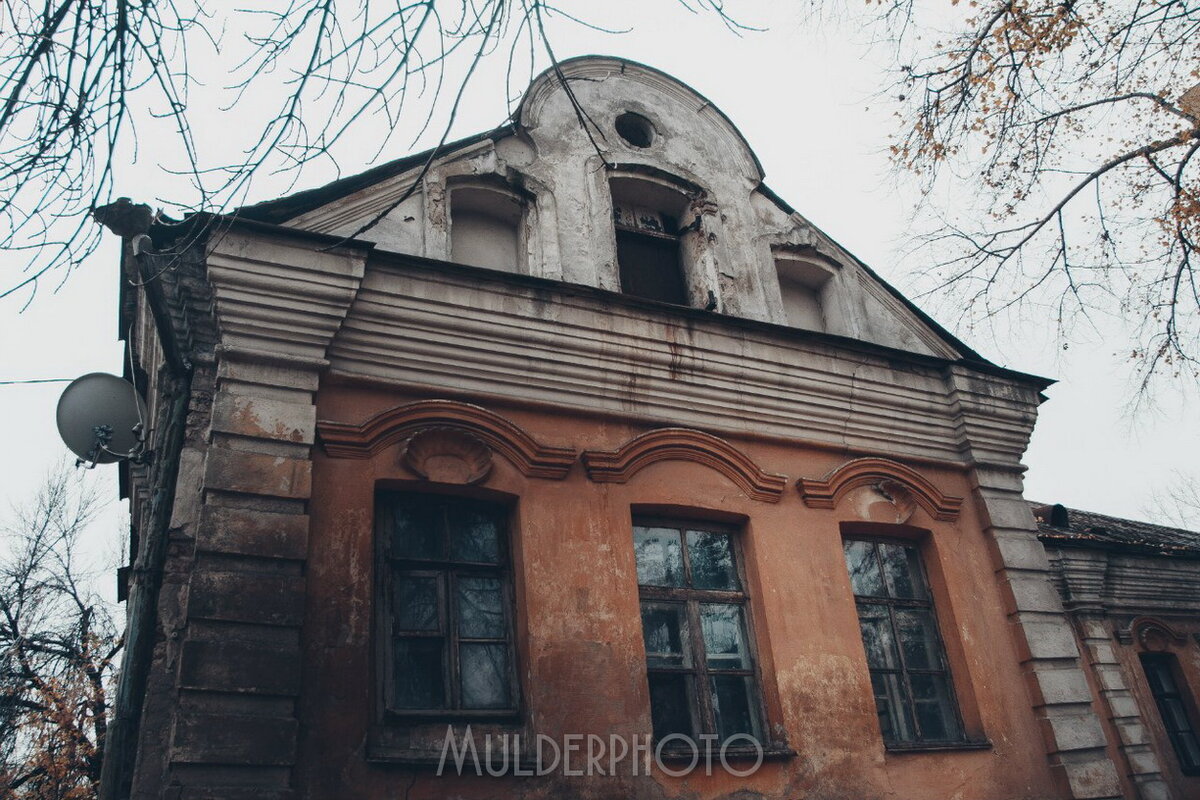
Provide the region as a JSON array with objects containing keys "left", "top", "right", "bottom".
[{"left": 2, "top": 0, "right": 1196, "bottom": 569}]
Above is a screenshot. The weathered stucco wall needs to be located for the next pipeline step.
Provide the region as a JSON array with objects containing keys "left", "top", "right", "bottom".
[
  {"left": 113, "top": 56, "right": 1147, "bottom": 800},
  {"left": 299, "top": 383, "right": 1061, "bottom": 799},
  {"left": 287, "top": 58, "right": 959, "bottom": 360}
]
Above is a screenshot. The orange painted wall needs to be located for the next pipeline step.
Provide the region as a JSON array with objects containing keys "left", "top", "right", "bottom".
[{"left": 296, "top": 383, "right": 1063, "bottom": 799}]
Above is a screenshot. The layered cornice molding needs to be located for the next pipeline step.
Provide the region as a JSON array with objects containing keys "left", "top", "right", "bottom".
[
  {"left": 581, "top": 427, "right": 787, "bottom": 503},
  {"left": 325, "top": 260, "right": 1045, "bottom": 470},
  {"left": 1046, "top": 547, "right": 1200, "bottom": 615},
  {"left": 797, "top": 457, "right": 964, "bottom": 522},
  {"left": 317, "top": 399, "right": 576, "bottom": 479},
  {"left": 206, "top": 227, "right": 368, "bottom": 362}
]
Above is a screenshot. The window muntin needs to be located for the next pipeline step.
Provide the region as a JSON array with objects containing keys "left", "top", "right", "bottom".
[
  {"left": 1141, "top": 653, "right": 1200, "bottom": 774},
  {"left": 634, "top": 522, "right": 764, "bottom": 743},
  {"left": 379, "top": 493, "right": 517, "bottom": 715},
  {"left": 843, "top": 538, "right": 965, "bottom": 745}
]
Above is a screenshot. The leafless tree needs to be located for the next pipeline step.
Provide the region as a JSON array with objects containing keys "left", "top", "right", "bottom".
[
  {"left": 1150, "top": 470, "right": 1200, "bottom": 531},
  {"left": 0, "top": 0, "right": 747, "bottom": 306},
  {"left": 0, "top": 463, "right": 120, "bottom": 799},
  {"left": 853, "top": 0, "right": 1200, "bottom": 392}
]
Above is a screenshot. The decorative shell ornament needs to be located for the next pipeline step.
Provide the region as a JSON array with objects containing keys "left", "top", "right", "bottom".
[
  {"left": 402, "top": 427, "right": 494, "bottom": 485},
  {"left": 846, "top": 479, "right": 917, "bottom": 525}
]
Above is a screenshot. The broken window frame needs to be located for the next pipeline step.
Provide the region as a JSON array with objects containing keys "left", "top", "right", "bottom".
[
  {"left": 842, "top": 535, "right": 967, "bottom": 747},
  {"left": 375, "top": 491, "right": 521, "bottom": 720},
  {"left": 633, "top": 518, "right": 768, "bottom": 744}
]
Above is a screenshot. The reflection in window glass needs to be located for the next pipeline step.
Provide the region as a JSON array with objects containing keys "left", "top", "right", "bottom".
[
  {"left": 842, "top": 537, "right": 964, "bottom": 745},
  {"left": 634, "top": 521, "right": 763, "bottom": 743},
  {"left": 687, "top": 530, "right": 739, "bottom": 590},
  {"left": 633, "top": 527, "right": 684, "bottom": 586},
  {"left": 379, "top": 493, "right": 517, "bottom": 714}
]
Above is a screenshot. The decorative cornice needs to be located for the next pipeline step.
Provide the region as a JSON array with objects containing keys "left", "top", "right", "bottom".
[
  {"left": 581, "top": 428, "right": 787, "bottom": 503},
  {"left": 317, "top": 400, "right": 576, "bottom": 479},
  {"left": 798, "top": 457, "right": 964, "bottom": 522},
  {"left": 326, "top": 262, "right": 1043, "bottom": 470}
]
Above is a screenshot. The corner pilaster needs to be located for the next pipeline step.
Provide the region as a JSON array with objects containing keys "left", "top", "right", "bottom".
[
  {"left": 947, "top": 367, "right": 1122, "bottom": 800},
  {"left": 156, "top": 225, "right": 367, "bottom": 798}
]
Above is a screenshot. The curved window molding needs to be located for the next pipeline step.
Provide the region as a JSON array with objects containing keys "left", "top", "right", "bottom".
[
  {"left": 317, "top": 399, "right": 575, "bottom": 479},
  {"left": 1116, "top": 617, "right": 1190, "bottom": 649},
  {"left": 581, "top": 428, "right": 787, "bottom": 503},
  {"left": 798, "top": 458, "right": 963, "bottom": 522}
]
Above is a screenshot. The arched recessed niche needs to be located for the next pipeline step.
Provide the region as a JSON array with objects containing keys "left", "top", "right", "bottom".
[
  {"left": 774, "top": 250, "right": 838, "bottom": 331},
  {"left": 449, "top": 184, "right": 525, "bottom": 273}
]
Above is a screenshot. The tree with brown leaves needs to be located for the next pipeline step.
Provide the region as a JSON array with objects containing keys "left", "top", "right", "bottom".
[
  {"left": 1, "top": 465, "right": 121, "bottom": 800},
  {"left": 861, "top": 0, "right": 1200, "bottom": 391}
]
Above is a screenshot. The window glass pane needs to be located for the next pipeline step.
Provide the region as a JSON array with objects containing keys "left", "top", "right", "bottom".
[
  {"left": 879, "top": 542, "right": 928, "bottom": 600},
  {"left": 1176, "top": 730, "right": 1200, "bottom": 770},
  {"left": 843, "top": 539, "right": 884, "bottom": 596},
  {"left": 457, "top": 576, "right": 505, "bottom": 639},
  {"left": 392, "top": 638, "right": 445, "bottom": 709},
  {"left": 393, "top": 574, "right": 439, "bottom": 632},
  {"left": 633, "top": 527, "right": 684, "bottom": 587},
  {"left": 448, "top": 506, "right": 501, "bottom": 563},
  {"left": 909, "top": 673, "right": 962, "bottom": 742},
  {"left": 857, "top": 603, "right": 901, "bottom": 670},
  {"left": 647, "top": 672, "right": 694, "bottom": 740},
  {"left": 687, "top": 530, "right": 739, "bottom": 590},
  {"left": 1145, "top": 658, "right": 1176, "bottom": 695},
  {"left": 390, "top": 500, "right": 443, "bottom": 560},
  {"left": 701, "top": 603, "right": 751, "bottom": 670},
  {"left": 460, "top": 643, "right": 511, "bottom": 709},
  {"left": 1163, "top": 698, "right": 1194, "bottom": 734},
  {"left": 895, "top": 608, "right": 945, "bottom": 671},
  {"left": 871, "top": 671, "right": 915, "bottom": 744},
  {"left": 711, "top": 675, "right": 760, "bottom": 740},
  {"left": 641, "top": 602, "right": 690, "bottom": 668}
]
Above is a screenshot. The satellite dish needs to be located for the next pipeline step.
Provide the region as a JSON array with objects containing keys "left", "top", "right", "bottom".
[{"left": 56, "top": 372, "right": 147, "bottom": 465}]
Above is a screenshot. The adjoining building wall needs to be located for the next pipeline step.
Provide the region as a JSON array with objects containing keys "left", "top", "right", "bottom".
[{"left": 1046, "top": 541, "right": 1200, "bottom": 800}]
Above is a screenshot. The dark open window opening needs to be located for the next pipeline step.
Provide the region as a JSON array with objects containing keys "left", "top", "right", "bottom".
[
  {"left": 611, "top": 176, "right": 691, "bottom": 306},
  {"left": 633, "top": 520, "right": 765, "bottom": 743},
  {"left": 842, "top": 537, "right": 966, "bottom": 746},
  {"left": 1141, "top": 653, "right": 1200, "bottom": 774},
  {"left": 376, "top": 492, "right": 518, "bottom": 718}
]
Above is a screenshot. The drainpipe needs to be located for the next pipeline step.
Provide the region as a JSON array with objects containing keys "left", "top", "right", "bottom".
[{"left": 95, "top": 204, "right": 195, "bottom": 800}]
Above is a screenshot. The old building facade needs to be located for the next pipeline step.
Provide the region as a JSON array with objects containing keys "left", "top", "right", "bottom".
[{"left": 99, "top": 57, "right": 1200, "bottom": 799}]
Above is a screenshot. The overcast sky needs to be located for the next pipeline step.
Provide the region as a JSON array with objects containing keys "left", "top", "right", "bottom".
[{"left": 2, "top": 0, "right": 1196, "bottom": 562}]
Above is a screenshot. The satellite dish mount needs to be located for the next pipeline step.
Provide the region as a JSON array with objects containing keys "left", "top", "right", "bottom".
[{"left": 56, "top": 373, "right": 151, "bottom": 469}]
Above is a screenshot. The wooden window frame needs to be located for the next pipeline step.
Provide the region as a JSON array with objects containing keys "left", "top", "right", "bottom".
[
  {"left": 376, "top": 491, "right": 521, "bottom": 721},
  {"left": 843, "top": 535, "right": 968, "bottom": 747},
  {"left": 1140, "top": 652, "right": 1200, "bottom": 776},
  {"left": 634, "top": 517, "right": 768, "bottom": 742}
]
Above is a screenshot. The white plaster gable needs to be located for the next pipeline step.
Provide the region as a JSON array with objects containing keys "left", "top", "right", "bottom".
[{"left": 243, "top": 55, "right": 968, "bottom": 362}]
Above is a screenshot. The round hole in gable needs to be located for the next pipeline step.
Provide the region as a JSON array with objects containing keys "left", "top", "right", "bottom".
[{"left": 615, "top": 112, "right": 656, "bottom": 148}]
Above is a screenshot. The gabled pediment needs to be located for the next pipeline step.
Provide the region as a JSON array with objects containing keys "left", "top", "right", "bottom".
[{"left": 233, "top": 56, "right": 997, "bottom": 367}]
